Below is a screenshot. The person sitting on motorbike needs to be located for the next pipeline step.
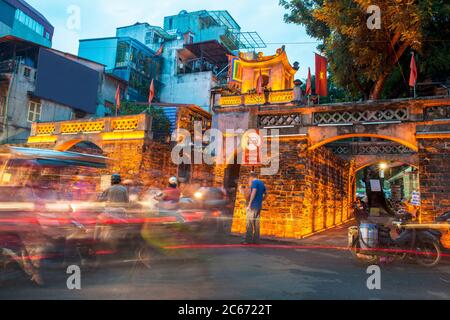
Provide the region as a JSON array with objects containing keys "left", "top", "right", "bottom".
[
  {"left": 98, "top": 174, "right": 129, "bottom": 204},
  {"left": 95, "top": 174, "right": 130, "bottom": 242},
  {"left": 353, "top": 196, "right": 369, "bottom": 223},
  {"left": 154, "top": 176, "right": 181, "bottom": 211}
]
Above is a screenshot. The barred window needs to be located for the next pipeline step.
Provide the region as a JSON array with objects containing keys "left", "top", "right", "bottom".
[{"left": 27, "top": 101, "right": 41, "bottom": 122}]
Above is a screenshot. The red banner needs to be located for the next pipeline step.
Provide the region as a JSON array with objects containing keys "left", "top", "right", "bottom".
[
  {"left": 409, "top": 52, "right": 417, "bottom": 87},
  {"left": 306, "top": 67, "right": 312, "bottom": 96},
  {"left": 315, "top": 53, "right": 328, "bottom": 97}
]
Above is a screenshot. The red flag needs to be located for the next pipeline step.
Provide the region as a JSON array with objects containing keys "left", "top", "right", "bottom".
[
  {"left": 155, "top": 44, "right": 163, "bottom": 57},
  {"left": 306, "top": 67, "right": 312, "bottom": 96},
  {"left": 315, "top": 53, "right": 328, "bottom": 97},
  {"left": 409, "top": 52, "right": 417, "bottom": 87},
  {"left": 256, "top": 69, "right": 263, "bottom": 95},
  {"left": 148, "top": 79, "right": 155, "bottom": 104},
  {"left": 115, "top": 85, "right": 121, "bottom": 112}
]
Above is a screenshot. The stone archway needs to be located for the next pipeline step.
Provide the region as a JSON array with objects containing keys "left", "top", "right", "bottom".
[
  {"left": 322, "top": 135, "right": 420, "bottom": 217},
  {"left": 308, "top": 132, "right": 418, "bottom": 152},
  {"left": 57, "top": 140, "right": 104, "bottom": 155}
]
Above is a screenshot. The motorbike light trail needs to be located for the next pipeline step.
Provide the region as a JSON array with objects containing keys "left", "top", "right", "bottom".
[{"left": 162, "top": 243, "right": 450, "bottom": 258}]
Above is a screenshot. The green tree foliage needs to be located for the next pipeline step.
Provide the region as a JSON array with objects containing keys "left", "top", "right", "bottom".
[
  {"left": 418, "top": 0, "right": 450, "bottom": 82},
  {"left": 280, "top": 0, "right": 446, "bottom": 100}
]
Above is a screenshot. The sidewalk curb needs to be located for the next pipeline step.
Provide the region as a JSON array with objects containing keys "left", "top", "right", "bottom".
[{"left": 229, "top": 219, "right": 356, "bottom": 246}]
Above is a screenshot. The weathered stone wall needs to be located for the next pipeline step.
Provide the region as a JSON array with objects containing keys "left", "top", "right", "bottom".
[
  {"left": 139, "top": 140, "right": 214, "bottom": 189},
  {"left": 419, "top": 138, "right": 450, "bottom": 222},
  {"left": 231, "top": 139, "right": 353, "bottom": 239},
  {"left": 102, "top": 141, "right": 145, "bottom": 179}
]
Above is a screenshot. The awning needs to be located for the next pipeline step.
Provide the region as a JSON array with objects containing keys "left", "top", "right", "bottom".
[
  {"left": 184, "top": 40, "right": 231, "bottom": 64},
  {"left": 1, "top": 147, "right": 108, "bottom": 168}
]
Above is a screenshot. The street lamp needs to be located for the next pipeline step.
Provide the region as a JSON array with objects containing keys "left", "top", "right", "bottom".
[
  {"left": 379, "top": 162, "right": 388, "bottom": 170},
  {"left": 379, "top": 162, "right": 388, "bottom": 178}
]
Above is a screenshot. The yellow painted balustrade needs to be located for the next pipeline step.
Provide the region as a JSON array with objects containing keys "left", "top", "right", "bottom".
[
  {"left": 35, "top": 124, "right": 55, "bottom": 135},
  {"left": 61, "top": 121, "right": 105, "bottom": 134},
  {"left": 219, "top": 95, "right": 242, "bottom": 107},
  {"left": 268, "top": 90, "right": 294, "bottom": 104},
  {"left": 244, "top": 93, "right": 265, "bottom": 105},
  {"left": 112, "top": 118, "right": 139, "bottom": 131},
  {"left": 218, "top": 90, "right": 294, "bottom": 107}
]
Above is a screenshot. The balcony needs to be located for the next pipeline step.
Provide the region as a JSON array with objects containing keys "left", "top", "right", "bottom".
[
  {"left": 0, "top": 60, "right": 16, "bottom": 74},
  {"left": 218, "top": 90, "right": 294, "bottom": 107}
]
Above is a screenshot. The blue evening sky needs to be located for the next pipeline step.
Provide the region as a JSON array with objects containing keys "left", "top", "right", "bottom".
[{"left": 27, "top": 0, "right": 318, "bottom": 79}]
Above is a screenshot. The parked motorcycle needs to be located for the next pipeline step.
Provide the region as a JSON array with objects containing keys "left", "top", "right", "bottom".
[
  {"left": 349, "top": 211, "right": 442, "bottom": 267},
  {"left": 434, "top": 211, "right": 450, "bottom": 252}
]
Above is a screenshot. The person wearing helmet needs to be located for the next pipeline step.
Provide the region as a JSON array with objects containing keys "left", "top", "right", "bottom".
[
  {"left": 98, "top": 174, "right": 129, "bottom": 204},
  {"left": 95, "top": 174, "right": 130, "bottom": 246},
  {"left": 154, "top": 176, "right": 181, "bottom": 210}
]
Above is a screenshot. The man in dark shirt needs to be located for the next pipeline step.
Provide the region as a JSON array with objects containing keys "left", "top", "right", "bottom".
[
  {"left": 242, "top": 172, "right": 266, "bottom": 244},
  {"left": 99, "top": 174, "right": 129, "bottom": 204}
]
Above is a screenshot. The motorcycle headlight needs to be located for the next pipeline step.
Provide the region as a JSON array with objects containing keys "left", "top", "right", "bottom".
[{"left": 194, "top": 191, "right": 203, "bottom": 200}]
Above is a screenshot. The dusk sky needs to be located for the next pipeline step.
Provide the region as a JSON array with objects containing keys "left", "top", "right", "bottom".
[{"left": 27, "top": 0, "right": 319, "bottom": 79}]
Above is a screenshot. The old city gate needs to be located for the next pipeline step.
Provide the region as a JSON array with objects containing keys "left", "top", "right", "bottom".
[{"left": 214, "top": 94, "right": 450, "bottom": 239}]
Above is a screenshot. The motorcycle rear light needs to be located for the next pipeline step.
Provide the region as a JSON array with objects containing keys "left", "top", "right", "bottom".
[
  {"left": 180, "top": 211, "right": 205, "bottom": 222},
  {"left": 212, "top": 210, "right": 221, "bottom": 217}
]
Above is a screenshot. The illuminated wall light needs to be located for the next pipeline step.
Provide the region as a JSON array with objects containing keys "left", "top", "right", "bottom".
[
  {"left": 101, "top": 131, "right": 145, "bottom": 141},
  {"left": 379, "top": 162, "right": 388, "bottom": 170},
  {"left": 27, "top": 135, "right": 57, "bottom": 144}
]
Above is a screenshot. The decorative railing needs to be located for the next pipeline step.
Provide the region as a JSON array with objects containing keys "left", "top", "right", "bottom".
[
  {"left": 35, "top": 124, "right": 56, "bottom": 135},
  {"left": 424, "top": 105, "right": 450, "bottom": 120},
  {"left": 244, "top": 93, "right": 265, "bottom": 105},
  {"left": 219, "top": 95, "right": 242, "bottom": 106},
  {"left": 29, "top": 115, "right": 149, "bottom": 143},
  {"left": 268, "top": 91, "right": 294, "bottom": 104},
  {"left": 111, "top": 118, "right": 139, "bottom": 131},
  {"left": 313, "top": 108, "right": 409, "bottom": 125},
  {"left": 259, "top": 113, "right": 302, "bottom": 127},
  {"left": 329, "top": 142, "right": 415, "bottom": 155},
  {"left": 219, "top": 90, "right": 294, "bottom": 107},
  {"left": 61, "top": 121, "right": 105, "bottom": 134}
]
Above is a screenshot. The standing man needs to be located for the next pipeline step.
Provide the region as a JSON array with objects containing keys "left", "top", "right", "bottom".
[{"left": 242, "top": 172, "right": 266, "bottom": 245}]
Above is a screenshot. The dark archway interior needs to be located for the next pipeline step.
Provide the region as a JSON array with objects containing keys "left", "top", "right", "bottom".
[
  {"left": 326, "top": 137, "right": 419, "bottom": 216},
  {"left": 66, "top": 141, "right": 104, "bottom": 155}
]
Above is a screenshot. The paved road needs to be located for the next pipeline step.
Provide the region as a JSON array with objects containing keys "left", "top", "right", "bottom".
[{"left": 1, "top": 225, "right": 450, "bottom": 300}]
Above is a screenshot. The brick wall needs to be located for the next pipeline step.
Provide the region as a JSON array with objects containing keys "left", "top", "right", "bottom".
[
  {"left": 231, "top": 139, "right": 353, "bottom": 239},
  {"left": 102, "top": 141, "right": 145, "bottom": 179},
  {"left": 419, "top": 138, "right": 450, "bottom": 222},
  {"left": 26, "top": 139, "right": 214, "bottom": 192},
  {"left": 108, "top": 139, "right": 214, "bottom": 190}
]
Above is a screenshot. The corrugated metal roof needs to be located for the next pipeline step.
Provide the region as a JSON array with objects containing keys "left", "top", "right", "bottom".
[{"left": 162, "top": 107, "right": 178, "bottom": 133}]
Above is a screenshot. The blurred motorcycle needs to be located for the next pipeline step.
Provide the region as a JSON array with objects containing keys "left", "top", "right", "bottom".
[{"left": 349, "top": 210, "right": 442, "bottom": 267}]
